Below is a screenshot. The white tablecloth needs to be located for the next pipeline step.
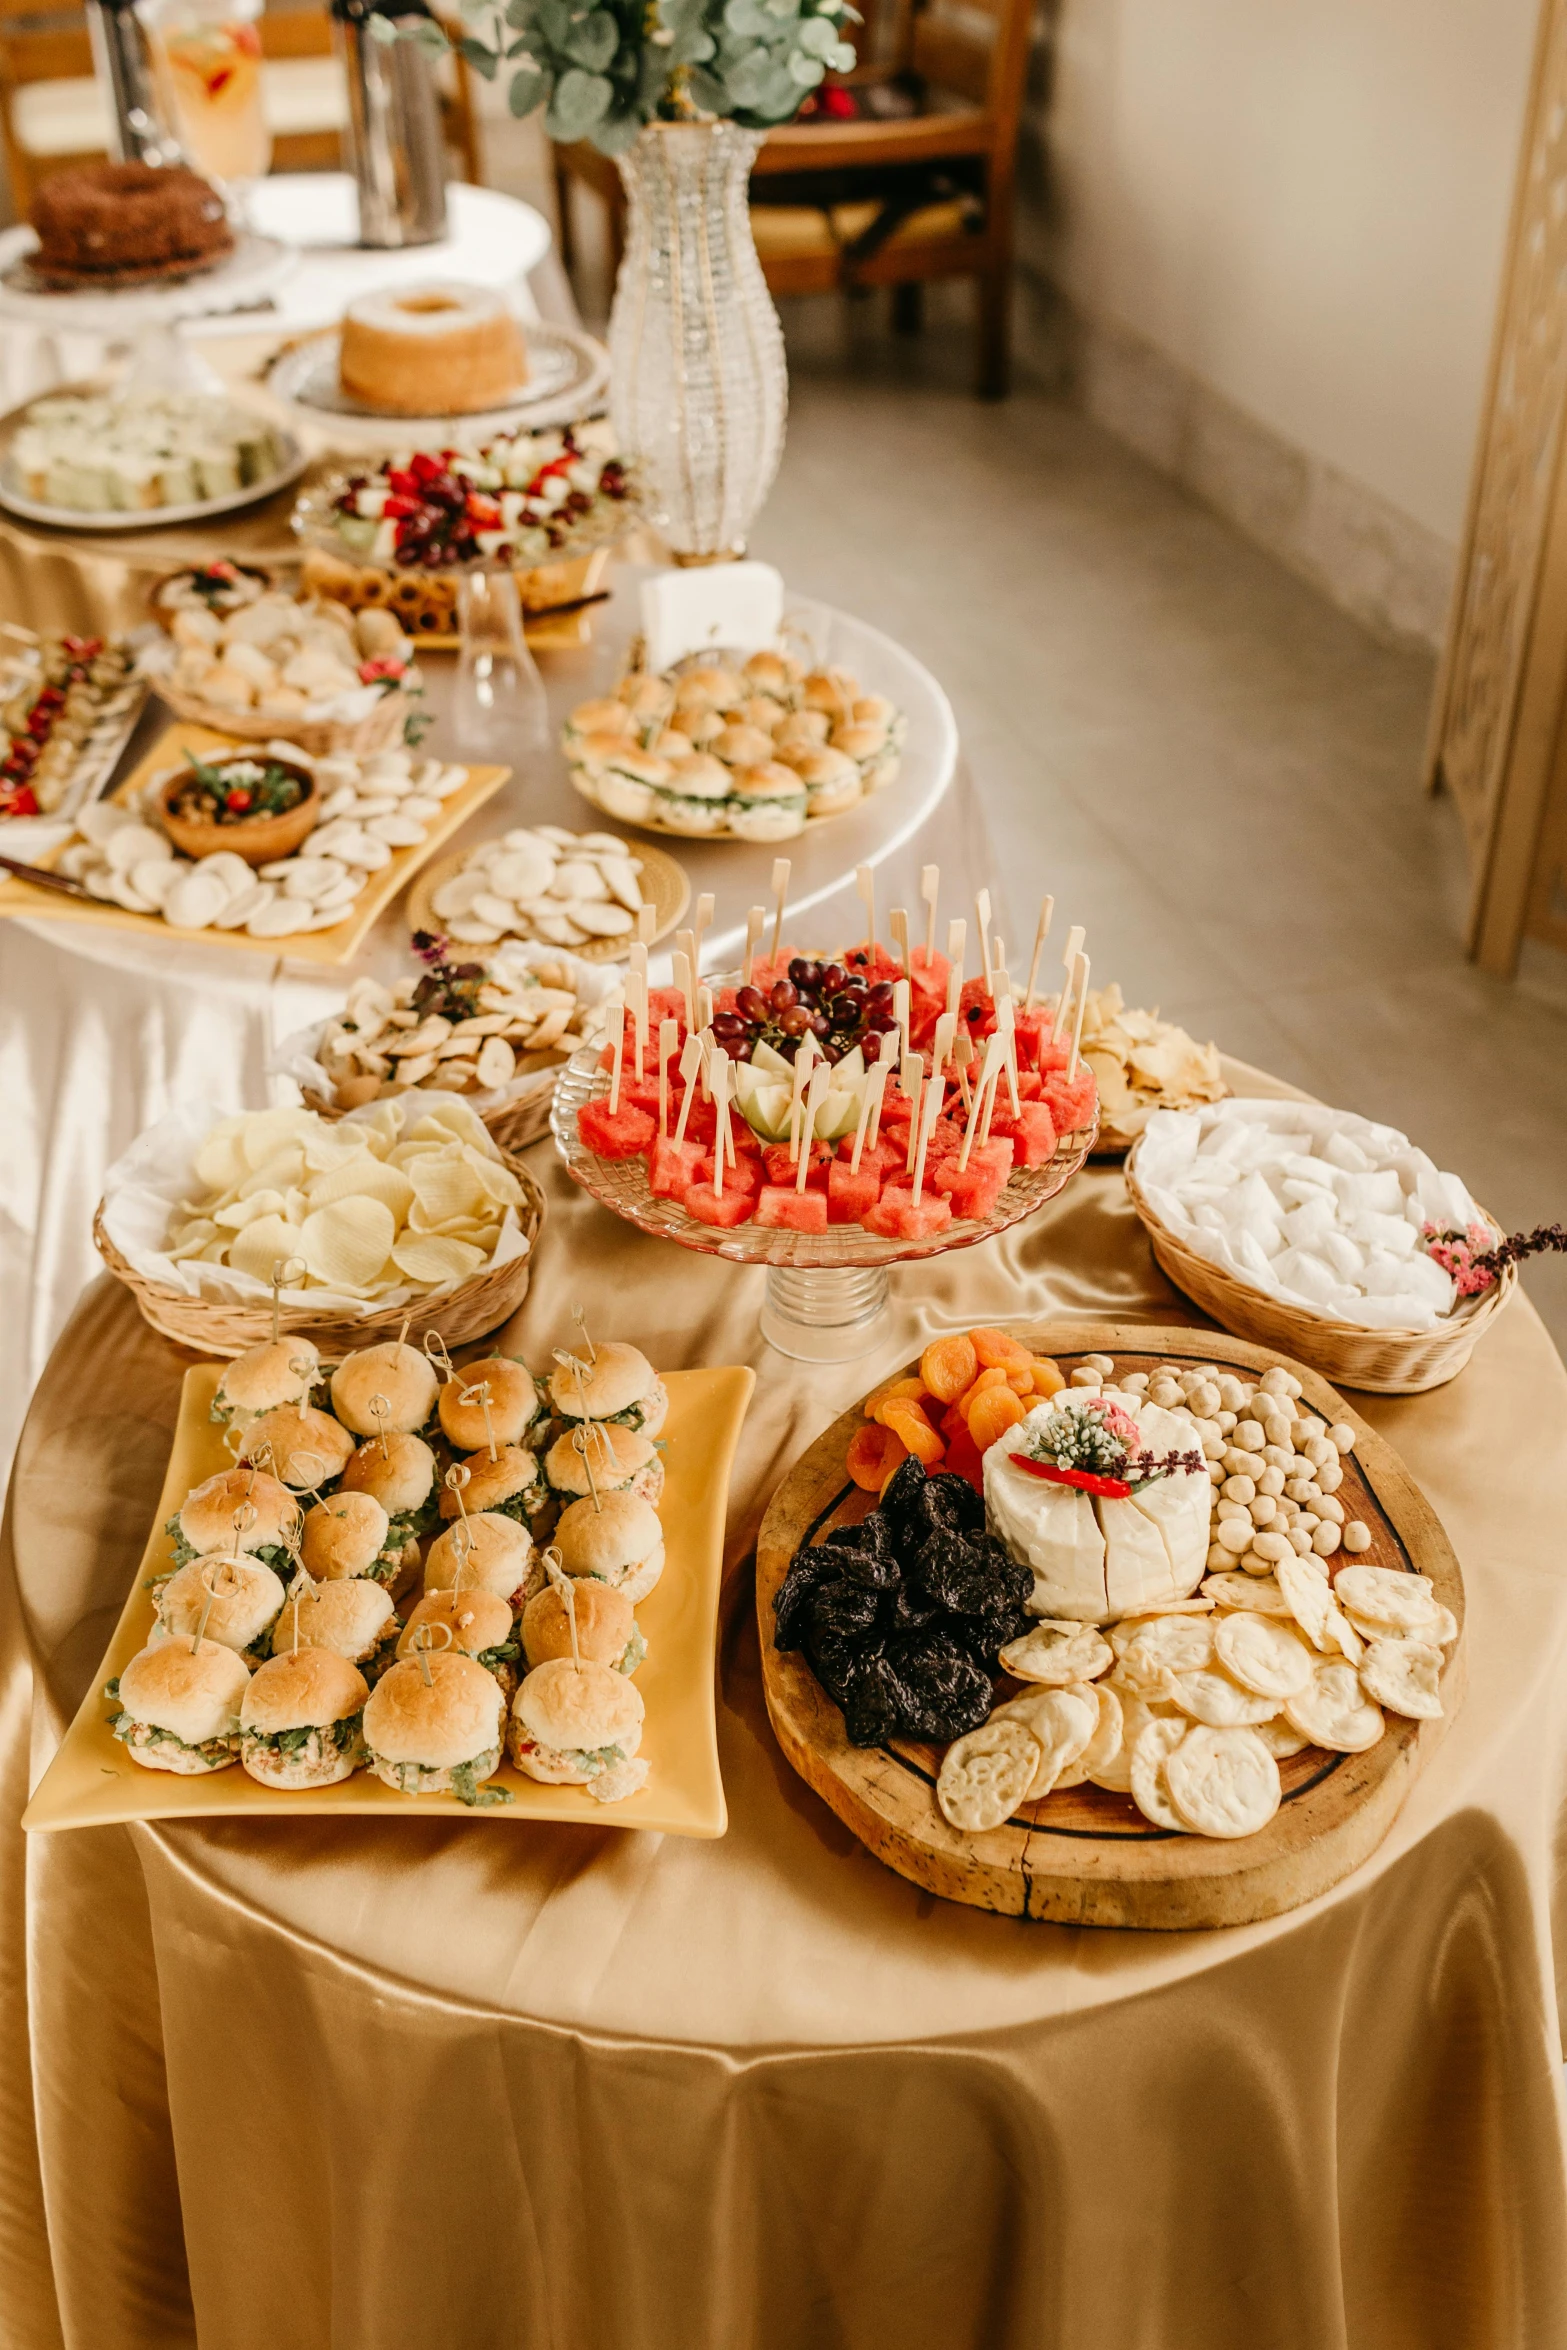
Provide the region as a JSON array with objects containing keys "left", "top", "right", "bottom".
[{"left": 0, "top": 178, "right": 552, "bottom": 409}]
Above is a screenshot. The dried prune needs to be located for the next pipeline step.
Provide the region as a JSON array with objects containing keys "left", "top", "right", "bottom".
[
  {"left": 951, "top": 1606, "right": 1031, "bottom": 1668},
  {"left": 809, "top": 1579, "right": 881, "bottom": 1644},
  {"left": 877, "top": 1453, "right": 930, "bottom": 1550},
  {"left": 808, "top": 1624, "right": 874, "bottom": 1707},
  {"left": 916, "top": 1471, "right": 986, "bottom": 1540},
  {"left": 843, "top": 1652, "right": 903, "bottom": 1747},
  {"left": 911, "top": 1530, "right": 1024, "bottom": 1615},
  {"left": 773, "top": 1544, "right": 840, "bottom": 1649},
  {"left": 884, "top": 1628, "right": 994, "bottom": 1740},
  {"left": 819, "top": 1514, "right": 899, "bottom": 1589},
  {"left": 883, "top": 1580, "right": 941, "bottom": 1637}
]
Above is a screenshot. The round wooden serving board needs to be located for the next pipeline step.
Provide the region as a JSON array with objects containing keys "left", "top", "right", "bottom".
[{"left": 755, "top": 1323, "right": 1466, "bottom": 1930}]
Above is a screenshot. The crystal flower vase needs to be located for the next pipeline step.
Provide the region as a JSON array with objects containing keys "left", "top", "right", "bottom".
[{"left": 609, "top": 119, "right": 787, "bottom": 560}]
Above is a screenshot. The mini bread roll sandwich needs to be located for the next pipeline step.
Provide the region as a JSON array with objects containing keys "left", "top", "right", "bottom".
[
  {"left": 155, "top": 1552, "right": 286, "bottom": 1662},
  {"left": 742, "top": 648, "right": 802, "bottom": 707},
  {"left": 169, "top": 1465, "right": 297, "bottom": 1568},
  {"left": 341, "top": 1430, "right": 438, "bottom": 1528},
  {"left": 618, "top": 673, "right": 676, "bottom": 728},
  {"left": 647, "top": 751, "right": 731, "bottom": 836},
  {"left": 109, "top": 1639, "right": 250, "bottom": 1774},
  {"left": 435, "top": 1442, "right": 545, "bottom": 1527},
  {"left": 802, "top": 667, "right": 856, "bottom": 720},
  {"left": 331, "top": 1341, "right": 438, "bottom": 1436},
  {"left": 436, "top": 1356, "right": 540, "bottom": 1451},
  {"left": 676, "top": 705, "right": 727, "bottom": 752},
  {"left": 522, "top": 1579, "right": 645, "bottom": 1676},
  {"left": 238, "top": 1405, "right": 356, "bottom": 1490},
  {"left": 546, "top": 1340, "right": 667, "bottom": 1439},
  {"left": 772, "top": 709, "right": 830, "bottom": 760},
  {"left": 424, "top": 1510, "right": 535, "bottom": 1610},
  {"left": 362, "top": 1652, "right": 507, "bottom": 1803},
  {"left": 399, "top": 1589, "right": 519, "bottom": 1697},
  {"left": 670, "top": 662, "right": 744, "bottom": 713},
  {"left": 788, "top": 746, "right": 861, "bottom": 819},
  {"left": 650, "top": 726, "right": 694, "bottom": 762},
  {"left": 725, "top": 763, "right": 808, "bottom": 843},
  {"left": 710, "top": 722, "right": 775, "bottom": 770},
  {"left": 564, "top": 696, "right": 636, "bottom": 754},
  {"left": 239, "top": 1648, "right": 368, "bottom": 1789},
  {"left": 507, "top": 1657, "right": 648, "bottom": 1802},
  {"left": 271, "top": 1578, "right": 397, "bottom": 1678},
  {"left": 553, "top": 1490, "right": 665, "bottom": 1605},
  {"left": 300, "top": 1490, "right": 406, "bottom": 1588},
  {"left": 212, "top": 1336, "right": 320, "bottom": 1427},
  {"left": 591, "top": 744, "right": 674, "bottom": 825},
  {"left": 544, "top": 1423, "right": 663, "bottom": 1509},
  {"left": 829, "top": 718, "right": 900, "bottom": 790}
]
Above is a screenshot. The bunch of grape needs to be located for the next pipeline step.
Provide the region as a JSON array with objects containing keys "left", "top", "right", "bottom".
[{"left": 710, "top": 957, "right": 900, "bottom": 1064}]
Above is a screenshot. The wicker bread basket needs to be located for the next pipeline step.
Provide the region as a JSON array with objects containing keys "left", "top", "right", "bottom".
[
  {"left": 301, "top": 1073, "right": 561, "bottom": 1156},
  {"left": 1124, "top": 1144, "right": 1515, "bottom": 1393},
  {"left": 92, "top": 1156, "right": 545, "bottom": 1361},
  {"left": 153, "top": 677, "right": 413, "bottom": 760}
]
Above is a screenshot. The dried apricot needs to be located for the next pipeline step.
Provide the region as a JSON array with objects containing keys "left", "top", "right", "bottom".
[
  {"left": 969, "top": 1326, "right": 1034, "bottom": 1374},
  {"left": 847, "top": 1422, "right": 900, "bottom": 1491},
  {"left": 940, "top": 1399, "right": 970, "bottom": 1442},
  {"left": 1006, "top": 1366, "right": 1034, "bottom": 1396},
  {"left": 880, "top": 1398, "right": 945, "bottom": 1466},
  {"left": 919, "top": 1333, "right": 979, "bottom": 1404},
  {"left": 864, "top": 1374, "right": 926, "bottom": 1420},
  {"left": 967, "top": 1387, "right": 1027, "bottom": 1453},
  {"left": 1031, "top": 1356, "right": 1065, "bottom": 1397},
  {"left": 956, "top": 1366, "right": 1010, "bottom": 1422}
]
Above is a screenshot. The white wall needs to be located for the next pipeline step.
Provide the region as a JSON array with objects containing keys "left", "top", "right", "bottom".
[{"left": 1044, "top": 0, "right": 1540, "bottom": 549}]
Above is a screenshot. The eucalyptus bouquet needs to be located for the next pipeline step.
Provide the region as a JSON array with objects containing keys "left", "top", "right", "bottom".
[{"left": 421, "top": 0, "right": 858, "bottom": 155}]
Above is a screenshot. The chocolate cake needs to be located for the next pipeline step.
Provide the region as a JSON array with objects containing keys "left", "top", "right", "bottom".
[{"left": 29, "top": 161, "right": 233, "bottom": 286}]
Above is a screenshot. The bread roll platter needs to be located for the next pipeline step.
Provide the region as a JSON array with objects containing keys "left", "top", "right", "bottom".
[
  {"left": 22, "top": 1328, "right": 753, "bottom": 1834},
  {"left": 755, "top": 1323, "right": 1463, "bottom": 1928},
  {"left": 0, "top": 724, "right": 509, "bottom": 966}
]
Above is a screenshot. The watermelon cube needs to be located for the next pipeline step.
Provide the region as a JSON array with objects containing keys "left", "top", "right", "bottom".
[
  {"left": 649, "top": 1138, "right": 705, "bottom": 1199},
  {"left": 841, "top": 1134, "right": 905, "bottom": 1182},
  {"left": 696, "top": 1148, "right": 763, "bottom": 1196},
  {"left": 674, "top": 1094, "right": 717, "bottom": 1147},
  {"left": 754, "top": 1185, "right": 830, "bottom": 1232},
  {"left": 763, "top": 1142, "right": 830, "bottom": 1190},
  {"left": 992, "top": 1102, "right": 1058, "bottom": 1167},
  {"left": 862, "top": 1186, "right": 954, "bottom": 1239},
  {"left": 931, "top": 1158, "right": 1005, "bottom": 1219},
  {"left": 1042, "top": 1068, "right": 1098, "bottom": 1138},
  {"left": 578, "top": 1100, "right": 656, "bottom": 1160},
  {"left": 624, "top": 1081, "right": 664, "bottom": 1122},
  {"left": 683, "top": 1183, "right": 755, "bottom": 1228},
  {"left": 1016, "top": 1070, "right": 1043, "bottom": 1102},
  {"left": 647, "top": 986, "right": 688, "bottom": 1034},
  {"left": 839, "top": 943, "right": 902, "bottom": 988},
  {"left": 828, "top": 1162, "right": 882, "bottom": 1223},
  {"left": 956, "top": 976, "right": 999, "bottom": 1042}
]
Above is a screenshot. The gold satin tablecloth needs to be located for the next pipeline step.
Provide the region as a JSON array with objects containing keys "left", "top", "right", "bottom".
[{"left": 6, "top": 1133, "right": 1567, "bottom": 2350}]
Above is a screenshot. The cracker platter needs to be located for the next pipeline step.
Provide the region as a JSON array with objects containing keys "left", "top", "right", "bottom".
[{"left": 756, "top": 1323, "right": 1464, "bottom": 1929}]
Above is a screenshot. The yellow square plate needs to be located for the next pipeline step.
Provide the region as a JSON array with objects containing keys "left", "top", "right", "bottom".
[
  {"left": 23, "top": 1360, "right": 753, "bottom": 1837},
  {"left": 0, "top": 723, "right": 509, "bottom": 968}
]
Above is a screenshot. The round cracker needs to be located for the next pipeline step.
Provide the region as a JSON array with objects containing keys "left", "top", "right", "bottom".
[
  {"left": 1090, "top": 1681, "right": 1179, "bottom": 1792},
  {"left": 1253, "top": 1715, "right": 1310, "bottom": 1760},
  {"left": 1168, "top": 1665, "right": 1280, "bottom": 1728},
  {"left": 1277, "top": 1553, "right": 1363, "bottom": 1664},
  {"left": 1284, "top": 1660, "right": 1384, "bottom": 1752},
  {"left": 1333, "top": 1564, "right": 1439, "bottom": 1635},
  {"left": 1358, "top": 1637, "right": 1444, "bottom": 1720},
  {"left": 1165, "top": 1725, "right": 1281, "bottom": 1839},
  {"left": 999, "top": 1620, "right": 1113, "bottom": 1686},
  {"left": 1054, "top": 1682, "right": 1125, "bottom": 1789},
  {"left": 936, "top": 1718, "right": 1041, "bottom": 1832},
  {"left": 993, "top": 1683, "right": 1099, "bottom": 1799},
  {"left": 1214, "top": 1611, "right": 1315, "bottom": 1700},
  {"left": 1110, "top": 1613, "right": 1215, "bottom": 1676},
  {"left": 1203, "top": 1572, "right": 1293, "bottom": 1618},
  {"left": 1129, "top": 1715, "right": 1190, "bottom": 1830}
]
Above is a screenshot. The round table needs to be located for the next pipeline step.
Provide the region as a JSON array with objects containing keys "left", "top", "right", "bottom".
[
  {"left": 0, "top": 564, "right": 976, "bottom": 1462},
  {"left": 5, "top": 1074, "right": 1567, "bottom": 2350},
  {"left": 0, "top": 177, "right": 555, "bottom": 411}
]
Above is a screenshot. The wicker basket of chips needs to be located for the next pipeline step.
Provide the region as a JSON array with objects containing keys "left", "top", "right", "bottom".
[{"left": 92, "top": 1100, "right": 545, "bottom": 1360}]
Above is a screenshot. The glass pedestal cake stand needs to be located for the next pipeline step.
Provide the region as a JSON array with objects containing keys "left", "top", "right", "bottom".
[
  {"left": 551, "top": 1044, "right": 1099, "bottom": 1362},
  {"left": 292, "top": 470, "right": 636, "bottom": 762}
]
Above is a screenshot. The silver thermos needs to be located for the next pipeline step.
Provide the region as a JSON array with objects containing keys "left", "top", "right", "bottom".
[
  {"left": 85, "top": 0, "right": 185, "bottom": 166},
  {"left": 332, "top": 0, "right": 448, "bottom": 249}
]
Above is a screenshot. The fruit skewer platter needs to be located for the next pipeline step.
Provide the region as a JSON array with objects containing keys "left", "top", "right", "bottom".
[
  {"left": 755, "top": 1324, "right": 1463, "bottom": 1928},
  {"left": 552, "top": 871, "right": 1101, "bottom": 1359}
]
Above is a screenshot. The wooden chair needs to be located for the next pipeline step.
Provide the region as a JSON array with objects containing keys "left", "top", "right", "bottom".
[
  {"left": 0, "top": 0, "right": 481, "bottom": 219},
  {"left": 552, "top": 0, "right": 1032, "bottom": 398}
]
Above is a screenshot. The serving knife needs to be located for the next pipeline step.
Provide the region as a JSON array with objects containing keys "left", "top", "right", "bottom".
[{"left": 0, "top": 852, "right": 93, "bottom": 901}]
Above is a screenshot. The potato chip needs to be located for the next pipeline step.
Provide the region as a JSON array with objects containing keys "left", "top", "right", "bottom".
[
  {"left": 193, "top": 1127, "right": 246, "bottom": 1192},
  {"left": 1214, "top": 1611, "right": 1315, "bottom": 1700},
  {"left": 936, "top": 1718, "right": 1042, "bottom": 1832},
  {"left": 212, "top": 1189, "right": 289, "bottom": 1231},
  {"left": 1129, "top": 1716, "right": 1190, "bottom": 1829},
  {"left": 1165, "top": 1725, "right": 1281, "bottom": 1838},
  {"left": 300, "top": 1196, "right": 395, "bottom": 1290},
  {"left": 391, "top": 1235, "right": 486, "bottom": 1286},
  {"left": 305, "top": 1154, "right": 416, "bottom": 1223},
  {"left": 239, "top": 1107, "right": 315, "bottom": 1170},
  {"left": 465, "top": 1151, "right": 523, "bottom": 1209},
  {"left": 410, "top": 1101, "right": 493, "bottom": 1152},
  {"left": 1358, "top": 1638, "right": 1444, "bottom": 1719},
  {"left": 227, "top": 1214, "right": 308, "bottom": 1283},
  {"left": 407, "top": 1152, "right": 488, "bottom": 1225}
]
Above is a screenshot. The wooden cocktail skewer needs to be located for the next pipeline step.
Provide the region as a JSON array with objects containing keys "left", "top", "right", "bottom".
[
  {"left": 932, "top": 1009, "right": 956, "bottom": 1091},
  {"left": 892, "top": 977, "right": 910, "bottom": 1042},
  {"left": 289, "top": 1352, "right": 317, "bottom": 1417},
  {"left": 696, "top": 983, "right": 714, "bottom": 1037},
  {"left": 673, "top": 939, "right": 696, "bottom": 1030},
  {"left": 797, "top": 1062, "right": 830, "bottom": 1194},
  {"left": 409, "top": 1618, "right": 452, "bottom": 1688},
  {"left": 1050, "top": 924, "right": 1084, "bottom": 1039},
  {"left": 855, "top": 863, "right": 875, "bottom": 959},
  {"left": 770, "top": 858, "right": 790, "bottom": 963},
  {"left": 709, "top": 1049, "right": 731, "bottom": 1197},
  {"left": 542, "top": 1547, "right": 581, "bottom": 1672},
  {"left": 571, "top": 1305, "right": 597, "bottom": 1366},
  {"left": 920, "top": 865, "right": 939, "bottom": 968},
  {"left": 901, "top": 1050, "right": 923, "bottom": 1174},
  {"left": 847, "top": 1060, "right": 877, "bottom": 1175},
  {"left": 369, "top": 1392, "right": 392, "bottom": 1460},
  {"left": 459, "top": 1376, "right": 497, "bottom": 1462},
  {"left": 672, "top": 1035, "right": 704, "bottom": 1146},
  {"left": 944, "top": 956, "right": 962, "bottom": 1023},
  {"left": 865, "top": 1056, "right": 890, "bottom": 1149},
  {"left": 424, "top": 1331, "right": 455, "bottom": 1393},
  {"left": 657, "top": 1017, "right": 678, "bottom": 1137},
  {"left": 194, "top": 1556, "right": 241, "bottom": 1654},
  {"left": 636, "top": 904, "right": 656, "bottom": 947},
  {"left": 572, "top": 1423, "right": 605, "bottom": 1513},
  {"left": 952, "top": 1029, "right": 975, "bottom": 1114},
  {"left": 959, "top": 1034, "right": 1004, "bottom": 1169},
  {"left": 743, "top": 906, "right": 764, "bottom": 987},
  {"left": 628, "top": 949, "right": 649, "bottom": 1081},
  {"left": 910, "top": 1067, "right": 943, "bottom": 1203},
  {"left": 975, "top": 889, "right": 994, "bottom": 998},
  {"left": 444, "top": 1460, "right": 473, "bottom": 1543},
  {"left": 1023, "top": 895, "right": 1055, "bottom": 1010},
  {"left": 995, "top": 991, "right": 1021, "bottom": 1115},
  {"left": 1066, "top": 951, "right": 1091, "bottom": 1080},
  {"left": 946, "top": 917, "right": 965, "bottom": 992},
  {"left": 693, "top": 891, "right": 714, "bottom": 977},
  {"left": 606, "top": 992, "right": 626, "bottom": 1114},
  {"left": 787, "top": 1033, "right": 815, "bottom": 1164},
  {"left": 889, "top": 908, "right": 910, "bottom": 978}
]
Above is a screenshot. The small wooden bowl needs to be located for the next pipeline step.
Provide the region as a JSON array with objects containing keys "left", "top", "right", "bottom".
[
  {"left": 148, "top": 564, "right": 276, "bottom": 633},
  {"left": 159, "top": 757, "right": 319, "bottom": 868}
]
